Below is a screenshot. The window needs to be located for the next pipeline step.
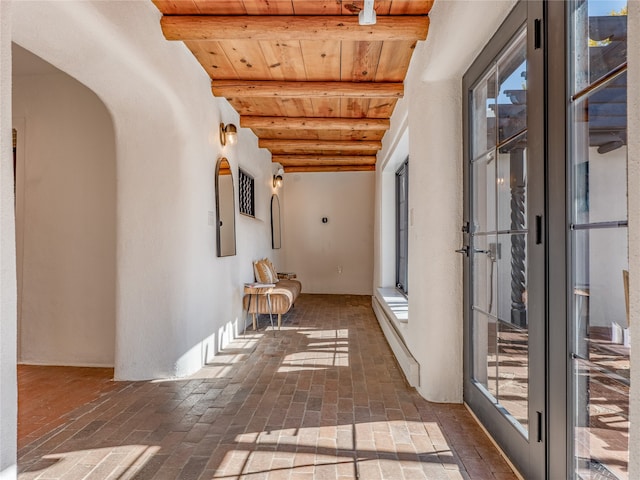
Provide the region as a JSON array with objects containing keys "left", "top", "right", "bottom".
[
  {"left": 568, "top": 1, "right": 629, "bottom": 477},
  {"left": 396, "top": 159, "right": 409, "bottom": 295},
  {"left": 238, "top": 168, "right": 255, "bottom": 217}
]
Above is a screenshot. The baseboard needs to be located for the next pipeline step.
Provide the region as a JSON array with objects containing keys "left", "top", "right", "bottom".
[{"left": 17, "top": 361, "right": 114, "bottom": 368}]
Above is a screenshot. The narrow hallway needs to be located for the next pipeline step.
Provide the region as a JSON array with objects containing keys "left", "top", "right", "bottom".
[{"left": 18, "top": 295, "right": 517, "bottom": 480}]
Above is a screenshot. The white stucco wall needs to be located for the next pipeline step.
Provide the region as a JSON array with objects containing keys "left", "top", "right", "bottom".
[
  {"left": 10, "top": 0, "right": 279, "bottom": 382},
  {"left": 583, "top": 146, "right": 629, "bottom": 329},
  {"left": 0, "top": 3, "right": 17, "bottom": 479},
  {"left": 376, "top": 0, "right": 516, "bottom": 402},
  {"left": 283, "top": 171, "right": 374, "bottom": 295},
  {"left": 13, "top": 55, "right": 117, "bottom": 367}
]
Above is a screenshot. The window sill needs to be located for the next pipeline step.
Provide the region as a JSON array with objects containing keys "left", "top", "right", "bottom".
[
  {"left": 375, "top": 287, "right": 408, "bottom": 324},
  {"left": 372, "top": 287, "right": 418, "bottom": 387}
]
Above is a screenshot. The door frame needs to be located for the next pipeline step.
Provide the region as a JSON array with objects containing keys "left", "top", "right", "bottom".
[
  {"left": 462, "top": 1, "right": 547, "bottom": 478},
  {"left": 545, "top": 1, "right": 569, "bottom": 477}
]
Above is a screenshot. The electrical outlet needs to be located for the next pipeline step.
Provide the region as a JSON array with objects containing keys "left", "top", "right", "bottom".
[{"left": 337, "top": 266, "right": 343, "bottom": 274}]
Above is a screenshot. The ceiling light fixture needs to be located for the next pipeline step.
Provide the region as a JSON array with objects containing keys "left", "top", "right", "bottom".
[
  {"left": 220, "top": 123, "right": 238, "bottom": 146},
  {"left": 359, "top": 0, "right": 376, "bottom": 25}
]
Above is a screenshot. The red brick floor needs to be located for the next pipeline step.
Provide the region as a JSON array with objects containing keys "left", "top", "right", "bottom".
[
  {"left": 18, "top": 365, "right": 119, "bottom": 450},
  {"left": 17, "top": 294, "right": 518, "bottom": 480}
]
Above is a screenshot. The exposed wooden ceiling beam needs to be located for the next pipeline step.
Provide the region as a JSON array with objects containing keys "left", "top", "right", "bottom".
[
  {"left": 259, "top": 139, "right": 381, "bottom": 152},
  {"left": 273, "top": 155, "right": 377, "bottom": 166},
  {"left": 212, "top": 80, "right": 403, "bottom": 98},
  {"left": 241, "top": 116, "right": 390, "bottom": 131},
  {"left": 284, "top": 165, "right": 376, "bottom": 173},
  {"left": 161, "top": 15, "right": 429, "bottom": 42}
]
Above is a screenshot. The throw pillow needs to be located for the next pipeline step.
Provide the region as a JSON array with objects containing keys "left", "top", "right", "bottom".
[
  {"left": 254, "top": 259, "right": 277, "bottom": 284},
  {"left": 265, "top": 258, "right": 278, "bottom": 281},
  {"left": 253, "top": 260, "right": 270, "bottom": 283}
]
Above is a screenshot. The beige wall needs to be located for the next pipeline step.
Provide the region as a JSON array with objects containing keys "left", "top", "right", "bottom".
[
  {"left": 13, "top": 49, "right": 117, "bottom": 367},
  {"left": 283, "top": 171, "right": 374, "bottom": 295}
]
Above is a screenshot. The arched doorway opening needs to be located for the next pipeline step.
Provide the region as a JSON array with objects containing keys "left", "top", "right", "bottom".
[{"left": 12, "top": 43, "right": 116, "bottom": 371}]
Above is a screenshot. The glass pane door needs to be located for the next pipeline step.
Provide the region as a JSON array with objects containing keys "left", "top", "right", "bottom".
[
  {"left": 471, "top": 28, "right": 530, "bottom": 437},
  {"left": 569, "top": 1, "right": 629, "bottom": 478},
  {"left": 464, "top": 4, "right": 546, "bottom": 477}
]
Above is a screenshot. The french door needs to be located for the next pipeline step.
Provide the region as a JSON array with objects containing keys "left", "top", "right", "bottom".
[
  {"left": 548, "top": 1, "right": 630, "bottom": 478},
  {"left": 462, "top": 2, "right": 545, "bottom": 478},
  {"left": 463, "top": 1, "right": 630, "bottom": 478},
  {"left": 565, "top": 1, "right": 630, "bottom": 478}
]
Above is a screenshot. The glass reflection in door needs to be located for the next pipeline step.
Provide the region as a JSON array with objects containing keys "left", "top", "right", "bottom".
[
  {"left": 471, "top": 28, "right": 529, "bottom": 435},
  {"left": 569, "top": 1, "right": 629, "bottom": 477}
]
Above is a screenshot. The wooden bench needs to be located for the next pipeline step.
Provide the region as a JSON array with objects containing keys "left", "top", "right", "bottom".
[{"left": 243, "top": 262, "right": 302, "bottom": 329}]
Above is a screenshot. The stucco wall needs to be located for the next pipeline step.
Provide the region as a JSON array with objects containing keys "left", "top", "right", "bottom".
[
  {"left": 283, "top": 171, "right": 374, "bottom": 295},
  {"left": 583, "top": 145, "right": 629, "bottom": 329},
  {"left": 376, "top": 0, "right": 517, "bottom": 402},
  {"left": 0, "top": 3, "right": 17, "bottom": 479},
  {"left": 10, "top": 0, "right": 280, "bottom": 382},
  {"left": 13, "top": 54, "right": 117, "bottom": 367}
]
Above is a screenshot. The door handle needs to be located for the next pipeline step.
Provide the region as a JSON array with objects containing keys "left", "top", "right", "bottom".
[
  {"left": 537, "top": 411, "right": 544, "bottom": 442},
  {"left": 455, "top": 246, "right": 469, "bottom": 256}
]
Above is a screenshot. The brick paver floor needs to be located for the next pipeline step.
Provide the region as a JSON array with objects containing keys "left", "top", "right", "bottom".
[
  {"left": 18, "top": 365, "right": 118, "bottom": 451},
  {"left": 18, "top": 294, "right": 518, "bottom": 479}
]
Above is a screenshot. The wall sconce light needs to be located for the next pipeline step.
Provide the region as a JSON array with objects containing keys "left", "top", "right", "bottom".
[
  {"left": 273, "top": 168, "right": 284, "bottom": 188},
  {"left": 220, "top": 123, "right": 238, "bottom": 146}
]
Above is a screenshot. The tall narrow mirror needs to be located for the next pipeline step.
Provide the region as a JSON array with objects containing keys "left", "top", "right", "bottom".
[
  {"left": 215, "top": 157, "right": 236, "bottom": 257},
  {"left": 271, "top": 194, "right": 281, "bottom": 249}
]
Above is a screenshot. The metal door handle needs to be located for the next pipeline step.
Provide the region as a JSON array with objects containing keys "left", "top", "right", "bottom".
[{"left": 455, "top": 246, "right": 469, "bottom": 256}]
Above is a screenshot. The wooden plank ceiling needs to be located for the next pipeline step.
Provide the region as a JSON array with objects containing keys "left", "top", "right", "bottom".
[{"left": 153, "top": 0, "right": 433, "bottom": 172}]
